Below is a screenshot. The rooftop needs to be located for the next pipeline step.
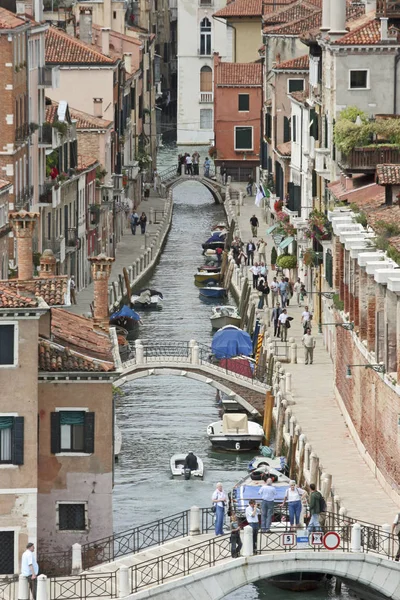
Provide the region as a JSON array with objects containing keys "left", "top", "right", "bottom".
[
  {"left": 332, "top": 17, "right": 394, "bottom": 46},
  {"left": 376, "top": 164, "right": 400, "bottom": 185},
  {"left": 46, "top": 98, "right": 112, "bottom": 130},
  {"left": 0, "top": 286, "right": 39, "bottom": 309},
  {"left": 46, "top": 26, "right": 117, "bottom": 65},
  {"left": 213, "top": 0, "right": 263, "bottom": 18},
  {"left": 38, "top": 339, "right": 115, "bottom": 372},
  {"left": 275, "top": 141, "right": 292, "bottom": 157},
  {"left": 263, "top": 1, "right": 318, "bottom": 25},
  {"left": 1, "top": 276, "right": 69, "bottom": 307},
  {"left": 216, "top": 61, "right": 262, "bottom": 86},
  {"left": 76, "top": 156, "right": 99, "bottom": 171},
  {"left": 0, "top": 179, "right": 11, "bottom": 190},
  {"left": 0, "top": 7, "right": 26, "bottom": 29},
  {"left": 274, "top": 54, "right": 309, "bottom": 70}
]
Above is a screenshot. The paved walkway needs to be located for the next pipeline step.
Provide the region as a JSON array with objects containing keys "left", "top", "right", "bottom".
[
  {"left": 68, "top": 191, "right": 166, "bottom": 316},
  {"left": 232, "top": 183, "right": 399, "bottom": 524}
]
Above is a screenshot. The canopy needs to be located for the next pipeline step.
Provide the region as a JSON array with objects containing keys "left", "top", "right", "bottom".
[
  {"left": 279, "top": 236, "right": 294, "bottom": 250},
  {"left": 110, "top": 305, "right": 141, "bottom": 322},
  {"left": 266, "top": 224, "right": 278, "bottom": 234},
  {"left": 223, "top": 413, "right": 248, "bottom": 434},
  {"left": 211, "top": 325, "right": 252, "bottom": 359}
]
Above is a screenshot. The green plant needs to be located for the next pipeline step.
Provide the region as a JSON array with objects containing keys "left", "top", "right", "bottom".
[
  {"left": 15, "top": 65, "right": 20, "bottom": 73},
  {"left": 52, "top": 121, "right": 68, "bottom": 137},
  {"left": 276, "top": 254, "right": 297, "bottom": 269},
  {"left": 349, "top": 203, "right": 360, "bottom": 213},
  {"left": 387, "top": 245, "right": 400, "bottom": 264},
  {"left": 96, "top": 166, "right": 107, "bottom": 180},
  {"left": 354, "top": 211, "right": 368, "bottom": 227},
  {"left": 374, "top": 220, "right": 400, "bottom": 237},
  {"left": 333, "top": 293, "right": 344, "bottom": 312},
  {"left": 29, "top": 122, "right": 39, "bottom": 134},
  {"left": 334, "top": 106, "right": 400, "bottom": 154},
  {"left": 338, "top": 106, "right": 369, "bottom": 124},
  {"left": 271, "top": 246, "right": 277, "bottom": 265}
]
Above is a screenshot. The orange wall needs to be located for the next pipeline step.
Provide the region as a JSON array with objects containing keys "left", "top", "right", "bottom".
[{"left": 214, "top": 86, "right": 262, "bottom": 162}]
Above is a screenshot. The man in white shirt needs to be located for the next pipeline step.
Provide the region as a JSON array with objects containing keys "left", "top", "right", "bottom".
[
  {"left": 250, "top": 263, "right": 260, "bottom": 289},
  {"left": 270, "top": 277, "right": 279, "bottom": 307},
  {"left": 302, "top": 328, "right": 316, "bottom": 365},
  {"left": 301, "top": 306, "right": 312, "bottom": 333},
  {"left": 293, "top": 278, "right": 302, "bottom": 306},
  {"left": 278, "top": 309, "right": 289, "bottom": 342},
  {"left": 245, "top": 500, "right": 260, "bottom": 553},
  {"left": 212, "top": 483, "right": 227, "bottom": 535},
  {"left": 21, "top": 543, "right": 39, "bottom": 599},
  {"left": 258, "top": 478, "right": 277, "bottom": 532}
]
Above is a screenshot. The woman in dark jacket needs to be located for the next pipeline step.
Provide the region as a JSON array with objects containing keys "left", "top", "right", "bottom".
[{"left": 139, "top": 212, "right": 147, "bottom": 234}]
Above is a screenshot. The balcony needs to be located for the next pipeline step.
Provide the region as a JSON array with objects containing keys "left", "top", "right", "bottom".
[
  {"left": 39, "top": 182, "right": 54, "bottom": 204},
  {"left": 39, "top": 123, "right": 53, "bottom": 146},
  {"left": 315, "top": 148, "right": 331, "bottom": 178},
  {"left": 15, "top": 123, "right": 29, "bottom": 143},
  {"left": 199, "top": 92, "right": 213, "bottom": 103},
  {"left": 65, "top": 228, "right": 78, "bottom": 249},
  {"left": 14, "top": 186, "right": 33, "bottom": 210},
  {"left": 376, "top": 0, "right": 400, "bottom": 17},
  {"left": 338, "top": 147, "right": 400, "bottom": 173}
]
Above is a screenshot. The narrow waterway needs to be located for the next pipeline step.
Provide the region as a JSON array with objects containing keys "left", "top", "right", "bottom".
[{"left": 113, "top": 145, "right": 352, "bottom": 600}]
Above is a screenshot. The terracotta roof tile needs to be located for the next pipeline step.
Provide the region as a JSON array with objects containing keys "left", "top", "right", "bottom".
[
  {"left": 275, "top": 141, "right": 291, "bottom": 156},
  {"left": 45, "top": 102, "right": 58, "bottom": 125},
  {"left": 50, "top": 308, "right": 115, "bottom": 363},
  {"left": 216, "top": 61, "right": 262, "bottom": 86},
  {"left": 3, "top": 276, "right": 69, "bottom": 306},
  {"left": 265, "top": 2, "right": 364, "bottom": 35},
  {"left": 333, "top": 17, "right": 386, "bottom": 46},
  {"left": 46, "top": 98, "right": 112, "bottom": 130},
  {"left": 39, "top": 339, "right": 115, "bottom": 372},
  {"left": 0, "top": 179, "right": 11, "bottom": 190},
  {"left": 0, "top": 285, "right": 38, "bottom": 308},
  {"left": 76, "top": 156, "right": 99, "bottom": 172},
  {"left": 376, "top": 164, "right": 400, "bottom": 185},
  {"left": 274, "top": 54, "right": 309, "bottom": 70},
  {"left": 214, "top": 0, "right": 263, "bottom": 18},
  {"left": 329, "top": 180, "right": 385, "bottom": 207},
  {"left": 263, "top": 0, "right": 296, "bottom": 14},
  {"left": 0, "top": 7, "right": 26, "bottom": 29},
  {"left": 289, "top": 88, "right": 309, "bottom": 103},
  {"left": 46, "top": 26, "right": 116, "bottom": 65},
  {"left": 264, "top": 1, "right": 318, "bottom": 25}
]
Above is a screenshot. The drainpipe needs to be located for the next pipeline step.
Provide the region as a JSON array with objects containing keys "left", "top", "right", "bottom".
[{"left": 394, "top": 49, "right": 400, "bottom": 115}]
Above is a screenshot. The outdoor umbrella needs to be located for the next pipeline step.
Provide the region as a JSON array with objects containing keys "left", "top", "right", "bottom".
[{"left": 211, "top": 325, "right": 252, "bottom": 359}]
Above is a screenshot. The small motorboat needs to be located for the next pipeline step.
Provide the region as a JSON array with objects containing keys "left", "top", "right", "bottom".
[
  {"left": 211, "top": 222, "right": 228, "bottom": 232},
  {"left": 210, "top": 306, "right": 241, "bottom": 330},
  {"left": 194, "top": 271, "right": 221, "bottom": 284},
  {"left": 207, "top": 413, "right": 264, "bottom": 452},
  {"left": 202, "top": 231, "right": 226, "bottom": 251},
  {"left": 230, "top": 466, "right": 291, "bottom": 520},
  {"left": 131, "top": 288, "right": 163, "bottom": 309},
  {"left": 248, "top": 455, "right": 288, "bottom": 474},
  {"left": 110, "top": 305, "right": 141, "bottom": 331},
  {"left": 170, "top": 454, "right": 204, "bottom": 479},
  {"left": 198, "top": 265, "right": 221, "bottom": 273},
  {"left": 199, "top": 286, "right": 227, "bottom": 299}
]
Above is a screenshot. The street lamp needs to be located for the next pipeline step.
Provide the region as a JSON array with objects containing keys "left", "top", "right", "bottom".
[
  {"left": 321, "top": 322, "right": 354, "bottom": 331},
  {"left": 306, "top": 291, "right": 336, "bottom": 300},
  {"left": 346, "top": 364, "right": 386, "bottom": 379}
]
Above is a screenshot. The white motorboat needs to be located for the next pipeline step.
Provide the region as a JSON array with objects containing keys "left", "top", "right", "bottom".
[
  {"left": 131, "top": 288, "right": 163, "bottom": 310},
  {"left": 210, "top": 305, "right": 241, "bottom": 330},
  {"left": 207, "top": 414, "right": 264, "bottom": 452},
  {"left": 248, "top": 455, "right": 288, "bottom": 474},
  {"left": 170, "top": 454, "right": 204, "bottom": 478},
  {"left": 114, "top": 420, "right": 122, "bottom": 460},
  {"left": 230, "top": 466, "right": 291, "bottom": 519}
]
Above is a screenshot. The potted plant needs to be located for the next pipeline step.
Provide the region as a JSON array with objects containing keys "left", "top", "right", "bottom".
[
  {"left": 208, "top": 146, "right": 217, "bottom": 160},
  {"left": 274, "top": 199, "right": 283, "bottom": 213},
  {"left": 276, "top": 254, "right": 297, "bottom": 270},
  {"left": 271, "top": 246, "right": 277, "bottom": 270}
]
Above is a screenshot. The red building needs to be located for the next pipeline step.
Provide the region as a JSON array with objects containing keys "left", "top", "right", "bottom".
[{"left": 213, "top": 53, "right": 262, "bottom": 181}]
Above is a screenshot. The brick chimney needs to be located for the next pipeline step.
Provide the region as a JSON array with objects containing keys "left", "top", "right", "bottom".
[
  {"left": 101, "top": 28, "right": 110, "bottom": 56},
  {"left": 9, "top": 210, "right": 39, "bottom": 281},
  {"left": 93, "top": 98, "right": 103, "bottom": 118},
  {"left": 88, "top": 254, "right": 114, "bottom": 329},
  {"left": 39, "top": 249, "right": 56, "bottom": 278}
]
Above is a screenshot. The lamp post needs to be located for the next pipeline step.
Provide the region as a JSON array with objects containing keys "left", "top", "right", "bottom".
[
  {"left": 321, "top": 322, "right": 354, "bottom": 331},
  {"left": 346, "top": 364, "right": 386, "bottom": 379},
  {"left": 305, "top": 290, "right": 338, "bottom": 333}
]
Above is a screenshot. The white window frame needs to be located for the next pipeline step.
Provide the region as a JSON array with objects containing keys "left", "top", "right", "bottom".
[
  {"left": 348, "top": 69, "right": 370, "bottom": 90},
  {"left": 234, "top": 126, "right": 253, "bottom": 151},
  {"left": 238, "top": 93, "right": 250, "bottom": 113},
  {"left": 56, "top": 501, "right": 88, "bottom": 533},
  {"left": 287, "top": 78, "right": 305, "bottom": 93},
  {"left": 0, "top": 322, "right": 18, "bottom": 368}
]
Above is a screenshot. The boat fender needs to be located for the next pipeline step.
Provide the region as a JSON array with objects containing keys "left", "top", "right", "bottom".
[
  {"left": 184, "top": 468, "right": 191, "bottom": 480},
  {"left": 235, "top": 442, "right": 241, "bottom": 451}
]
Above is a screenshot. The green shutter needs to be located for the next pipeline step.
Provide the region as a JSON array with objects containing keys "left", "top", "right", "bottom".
[
  {"left": 84, "top": 413, "right": 95, "bottom": 454},
  {"left": 283, "top": 117, "right": 291, "bottom": 143},
  {"left": 12, "top": 417, "right": 24, "bottom": 465},
  {"left": 0, "top": 417, "right": 13, "bottom": 430},
  {"left": 51, "top": 412, "right": 61, "bottom": 454}
]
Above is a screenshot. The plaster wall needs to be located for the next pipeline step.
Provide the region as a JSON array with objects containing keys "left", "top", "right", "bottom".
[{"left": 232, "top": 20, "right": 261, "bottom": 63}]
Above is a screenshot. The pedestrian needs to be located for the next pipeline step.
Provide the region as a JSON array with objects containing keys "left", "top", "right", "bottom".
[
  {"left": 286, "top": 277, "right": 293, "bottom": 306},
  {"left": 302, "top": 327, "right": 316, "bottom": 365},
  {"left": 212, "top": 482, "right": 227, "bottom": 535},
  {"left": 230, "top": 513, "right": 243, "bottom": 558},
  {"left": 257, "top": 239, "right": 266, "bottom": 263},
  {"left": 180, "top": 153, "right": 186, "bottom": 173},
  {"left": 153, "top": 169, "right": 158, "bottom": 191},
  {"left": 258, "top": 477, "right": 277, "bottom": 532},
  {"left": 246, "top": 241, "right": 256, "bottom": 266},
  {"left": 237, "top": 248, "right": 247, "bottom": 266},
  {"left": 250, "top": 263, "right": 260, "bottom": 289},
  {"left": 271, "top": 303, "right": 281, "bottom": 337},
  {"left": 69, "top": 276, "right": 77, "bottom": 305},
  {"left": 220, "top": 162, "right": 227, "bottom": 184},
  {"left": 246, "top": 174, "right": 254, "bottom": 196},
  {"left": 139, "top": 212, "right": 147, "bottom": 234},
  {"left": 270, "top": 277, "right": 279, "bottom": 307},
  {"left": 144, "top": 182, "right": 151, "bottom": 199},
  {"left": 301, "top": 306, "right": 312, "bottom": 333},
  {"left": 130, "top": 210, "right": 139, "bottom": 235},
  {"left": 281, "top": 480, "right": 306, "bottom": 529},
  {"left": 308, "top": 483, "right": 323, "bottom": 533},
  {"left": 392, "top": 511, "right": 400, "bottom": 561},
  {"left": 216, "top": 246, "right": 223, "bottom": 267},
  {"left": 278, "top": 308, "right": 290, "bottom": 342},
  {"left": 185, "top": 153, "right": 193, "bottom": 175},
  {"left": 259, "top": 262, "right": 267, "bottom": 279},
  {"left": 300, "top": 283, "right": 307, "bottom": 303},
  {"left": 257, "top": 279, "right": 266, "bottom": 309},
  {"left": 21, "top": 542, "right": 39, "bottom": 600},
  {"left": 262, "top": 279, "right": 270, "bottom": 307},
  {"left": 177, "top": 154, "right": 182, "bottom": 175},
  {"left": 278, "top": 278, "right": 289, "bottom": 308},
  {"left": 192, "top": 151, "right": 200, "bottom": 176},
  {"left": 204, "top": 156, "right": 211, "bottom": 177},
  {"left": 250, "top": 215, "right": 259, "bottom": 237},
  {"left": 293, "top": 277, "right": 302, "bottom": 306},
  {"left": 245, "top": 500, "right": 260, "bottom": 554}
]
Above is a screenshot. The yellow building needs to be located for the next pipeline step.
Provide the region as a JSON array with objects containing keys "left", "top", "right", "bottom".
[{"left": 213, "top": 0, "right": 263, "bottom": 63}]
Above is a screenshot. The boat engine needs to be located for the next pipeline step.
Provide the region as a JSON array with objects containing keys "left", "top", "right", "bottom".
[{"left": 184, "top": 468, "right": 191, "bottom": 480}]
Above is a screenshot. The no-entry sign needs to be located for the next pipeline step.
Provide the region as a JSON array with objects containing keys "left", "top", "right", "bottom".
[{"left": 323, "top": 531, "right": 341, "bottom": 550}]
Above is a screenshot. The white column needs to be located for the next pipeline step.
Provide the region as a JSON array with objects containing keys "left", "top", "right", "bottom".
[
  {"left": 118, "top": 566, "right": 130, "bottom": 598},
  {"left": 351, "top": 523, "right": 361, "bottom": 552},
  {"left": 135, "top": 340, "right": 144, "bottom": 364},
  {"left": 18, "top": 576, "right": 29, "bottom": 600},
  {"left": 290, "top": 342, "right": 297, "bottom": 364},
  {"left": 36, "top": 575, "right": 48, "bottom": 600},
  {"left": 242, "top": 525, "right": 253, "bottom": 557},
  {"left": 382, "top": 523, "right": 391, "bottom": 555},
  {"left": 71, "top": 543, "right": 82, "bottom": 575},
  {"left": 189, "top": 506, "right": 200, "bottom": 535},
  {"left": 192, "top": 345, "right": 199, "bottom": 365},
  {"left": 285, "top": 372, "right": 292, "bottom": 393}
]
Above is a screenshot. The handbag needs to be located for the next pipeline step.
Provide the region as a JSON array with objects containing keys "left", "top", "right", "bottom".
[{"left": 211, "top": 505, "right": 216, "bottom": 514}]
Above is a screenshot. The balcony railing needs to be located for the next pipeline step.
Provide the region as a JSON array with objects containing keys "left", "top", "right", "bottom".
[
  {"left": 339, "top": 146, "right": 400, "bottom": 172},
  {"left": 15, "top": 185, "right": 33, "bottom": 210},
  {"left": 66, "top": 228, "right": 78, "bottom": 248},
  {"left": 15, "top": 123, "right": 29, "bottom": 143},
  {"left": 39, "top": 123, "right": 53, "bottom": 146},
  {"left": 199, "top": 91, "right": 213, "bottom": 103},
  {"left": 39, "top": 182, "right": 54, "bottom": 203},
  {"left": 376, "top": 0, "right": 400, "bottom": 16}
]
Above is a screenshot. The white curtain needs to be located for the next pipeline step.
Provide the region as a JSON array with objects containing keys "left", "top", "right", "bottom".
[{"left": 0, "top": 428, "right": 11, "bottom": 462}]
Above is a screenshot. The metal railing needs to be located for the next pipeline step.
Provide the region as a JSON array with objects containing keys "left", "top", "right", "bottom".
[
  {"left": 271, "top": 341, "right": 290, "bottom": 361},
  {"left": 15, "top": 123, "right": 29, "bottom": 143},
  {"left": 40, "top": 552, "right": 72, "bottom": 578},
  {"left": 49, "top": 573, "right": 117, "bottom": 600},
  {"left": 0, "top": 575, "right": 17, "bottom": 600},
  {"left": 158, "top": 163, "right": 216, "bottom": 183}
]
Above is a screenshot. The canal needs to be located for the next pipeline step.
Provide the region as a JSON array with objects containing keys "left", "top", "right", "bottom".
[{"left": 113, "top": 146, "right": 352, "bottom": 599}]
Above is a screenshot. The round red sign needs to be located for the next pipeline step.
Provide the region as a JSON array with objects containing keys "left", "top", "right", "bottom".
[{"left": 323, "top": 531, "right": 341, "bottom": 550}]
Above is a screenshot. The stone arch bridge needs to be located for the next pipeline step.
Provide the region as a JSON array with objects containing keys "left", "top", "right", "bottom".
[{"left": 158, "top": 165, "right": 226, "bottom": 204}]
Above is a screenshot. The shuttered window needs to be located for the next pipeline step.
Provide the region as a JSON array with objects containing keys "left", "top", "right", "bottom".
[
  {"left": 0, "top": 416, "right": 24, "bottom": 465},
  {"left": 288, "top": 79, "right": 304, "bottom": 93},
  {"left": 235, "top": 126, "right": 253, "bottom": 150},
  {"left": 238, "top": 94, "right": 249, "bottom": 111},
  {"left": 292, "top": 115, "right": 297, "bottom": 142},
  {"left": 51, "top": 412, "right": 95, "bottom": 454},
  {"left": 0, "top": 325, "right": 15, "bottom": 366},
  {"left": 200, "top": 66, "right": 212, "bottom": 92},
  {"left": 58, "top": 503, "right": 87, "bottom": 531},
  {"left": 283, "top": 117, "right": 291, "bottom": 143}
]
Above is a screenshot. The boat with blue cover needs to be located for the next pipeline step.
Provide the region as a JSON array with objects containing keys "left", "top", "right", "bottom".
[{"left": 199, "top": 285, "right": 227, "bottom": 298}]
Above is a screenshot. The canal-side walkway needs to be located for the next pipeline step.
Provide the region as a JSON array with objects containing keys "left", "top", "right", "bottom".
[
  {"left": 231, "top": 184, "right": 400, "bottom": 524},
  {"left": 68, "top": 191, "right": 167, "bottom": 316}
]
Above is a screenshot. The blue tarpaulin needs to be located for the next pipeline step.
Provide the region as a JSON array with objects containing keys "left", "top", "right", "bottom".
[
  {"left": 110, "top": 305, "right": 141, "bottom": 322},
  {"left": 211, "top": 325, "right": 252, "bottom": 359},
  {"left": 204, "top": 231, "right": 226, "bottom": 244}
]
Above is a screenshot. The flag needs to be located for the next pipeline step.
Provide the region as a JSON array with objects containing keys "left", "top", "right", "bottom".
[{"left": 255, "top": 183, "right": 266, "bottom": 207}]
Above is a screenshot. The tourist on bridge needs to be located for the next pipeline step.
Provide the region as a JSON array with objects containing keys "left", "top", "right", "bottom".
[
  {"left": 21, "top": 542, "right": 39, "bottom": 600},
  {"left": 139, "top": 212, "right": 147, "bottom": 234},
  {"left": 130, "top": 210, "right": 139, "bottom": 235},
  {"left": 281, "top": 481, "right": 306, "bottom": 529},
  {"left": 192, "top": 151, "right": 200, "bottom": 175},
  {"left": 246, "top": 174, "right": 254, "bottom": 196},
  {"left": 246, "top": 241, "right": 256, "bottom": 265},
  {"left": 271, "top": 303, "right": 281, "bottom": 337},
  {"left": 185, "top": 153, "right": 193, "bottom": 175},
  {"left": 230, "top": 513, "right": 243, "bottom": 558},
  {"left": 392, "top": 512, "right": 400, "bottom": 560},
  {"left": 258, "top": 477, "right": 277, "bottom": 532},
  {"left": 250, "top": 214, "right": 259, "bottom": 237},
  {"left": 302, "top": 328, "right": 316, "bottom": 365},
  {"left": 204, "top": 156, "right": 211, "bottom": 177},
  {"left": 307, "top": 483, "right": 324, "bottom": 533},
  {"left": 293, "top": 277, "right": 303, "bottom": 307},
  {"left": 245, "top": 500, "right": 260, "bottom": 554},
  {"left": 212, "top": 483, "right": 227, "bottom": 535}
]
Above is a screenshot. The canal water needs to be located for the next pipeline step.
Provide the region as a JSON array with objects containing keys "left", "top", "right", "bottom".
[{"left": 113, "top": 145, "right": 352, "bottom": 599}]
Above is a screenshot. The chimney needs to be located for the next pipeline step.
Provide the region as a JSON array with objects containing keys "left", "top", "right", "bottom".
[
  {"left": 93, "top": 98, "right": 103, "bottom": 118},
  {"left": 9, "top": 211, "right": 39, "bottom": 281},
  {"left": 320, "top": 0, "right": 330, "bottom": 32},
  {"left": 80, "top": 8, "right": 93, "bottom": 45},
  {"left": 380, "top": 17, "right": 389, "bottom": 41},
  {"left": 124, "top": 52, "right": 132, "bottom": 75},
  {"left": 39, "top": 249, "right": 56, "bottom": 278},
  {"left": 88, "top": 254, "right": 115, "bottom": 329},
  {"left": 101, "top": 28, "right": 110, "bottom": 56},
  {"left": 329, "top": 0, "right": 346, "bottom": 36}
]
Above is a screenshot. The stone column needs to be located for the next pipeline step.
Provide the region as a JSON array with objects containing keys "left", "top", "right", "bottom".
[
  {"left": 88, "top": 254, "right": 115, "bottom": 329},
  {"left": 359, "top": 267, "right": 368, "bottom": 341},
  {"left": 376, "top": 283, "right": 385, "bottom": 362},
  {"left": 353, "top": 262, "right": 360, "bottom": 327},
  {"left": 367, "top": 275, "right": 376, "bottom": 352},
  {"left": 9, "top": 210, "right": 39, "bottom": 280}
]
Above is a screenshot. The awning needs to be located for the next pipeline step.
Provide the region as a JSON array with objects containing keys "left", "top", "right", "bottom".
[
  {"left": 266, "top": 224, "right": 277, "bottom": 234},
  {"left": 279, "top": 236, "right": 294, "bottom": 249}
]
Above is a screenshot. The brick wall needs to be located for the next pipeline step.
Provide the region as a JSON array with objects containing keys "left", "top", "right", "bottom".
[{"left": 77, "top": 132, "right": 101, "bottom": 165}]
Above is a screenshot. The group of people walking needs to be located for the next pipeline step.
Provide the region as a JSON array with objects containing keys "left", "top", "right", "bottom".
[{"left": 130, "top": 211, "right": 147, "bottom": 235}]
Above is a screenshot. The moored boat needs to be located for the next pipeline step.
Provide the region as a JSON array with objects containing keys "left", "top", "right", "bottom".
[
  {"left": 210, "top": 305, "right": 241, "bottom": 330},
  {"left": 248, "top": 455, "right": 288, "bottom": 474},
  {"left": 170, "top": 454, "right": 204, "bottom": 478},
  {"left": 199, "top": 286, "right": 227, "bottom": 299},
  {"left": 198, "top": 265, "right": 221, "bottom": 273},
  {"left": 202, "top": 231, "right": 226, "bottom": 251},
  {"left": 194, "top": 271, "right": 221, "bottom": 284},
  {"left": 131, "top": 288, "right": 163, "bottom": 309},
  {"left": 207, "top": 413, "right": 264, "bottom": 451}
]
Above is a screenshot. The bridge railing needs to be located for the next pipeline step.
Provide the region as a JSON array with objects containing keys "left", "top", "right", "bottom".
[{"left": 158, "top": 163, "right": 216, "bottom": 183}]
